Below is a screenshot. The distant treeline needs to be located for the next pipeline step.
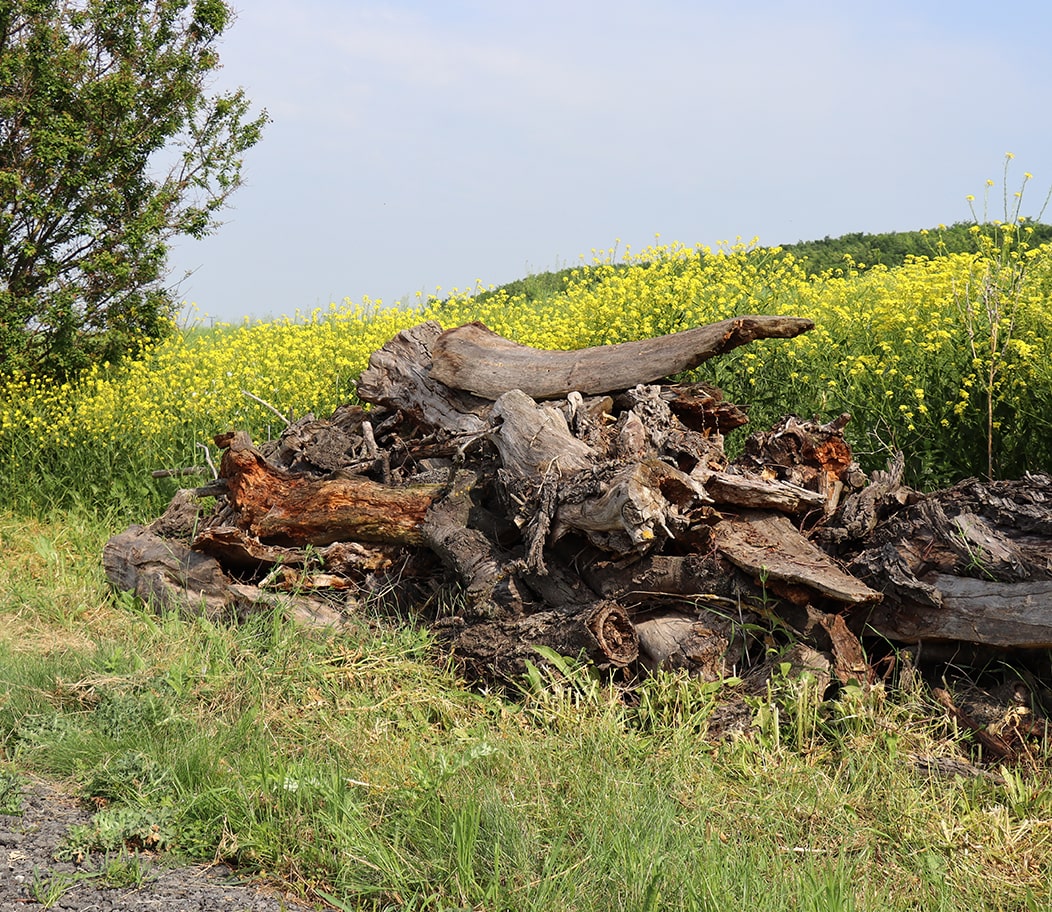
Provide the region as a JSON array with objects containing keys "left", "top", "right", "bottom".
[
  {"left": 779, "top": 221, "right": 1052, "bottom": 276},
  {"left": 476, "top": 222, "right": 1052, "bottom": 304}
]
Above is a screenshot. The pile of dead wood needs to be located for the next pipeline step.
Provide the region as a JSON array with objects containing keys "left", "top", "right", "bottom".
[{"left": 104, "top": 317, "right": 1052, "bottom": 690}]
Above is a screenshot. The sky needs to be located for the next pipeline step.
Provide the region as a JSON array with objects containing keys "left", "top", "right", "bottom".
[{"left": 167, "top": 0, "right": 1052, "bottom": 325}]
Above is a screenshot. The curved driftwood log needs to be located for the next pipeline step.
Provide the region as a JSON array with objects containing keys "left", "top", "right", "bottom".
[{"left": 430, "top": 316, "right": 814, "bottom": 400}]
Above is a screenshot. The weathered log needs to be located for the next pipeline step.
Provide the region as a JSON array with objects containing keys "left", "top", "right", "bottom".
[
  {"left": 695, "top": 469, "right": 827, "bottom": 515},
  {"left": 103, "top": 526, "right": 240, "bottom": 621},
  {"left": 217, "top": 430, "right": 442, "bottom": 546},
  {"left": 491, "top": 388, "right": 594, "bottom": 478},
  {"left": 735, "top": 413, "right": 867, "bottom": 514},
  {"left": 844, "top": 475, "right": 1052, "bottom": 648},
  {"left": 864, "top": 575, "right": 1052, "bottom": 648},
  {"left": 104, "top": 525, "right": 370, "bottom": 628},
  {"left": 662, "top": 382, "right": 750, "bottom": 434},
  {"left": 430, "top": 316, "right": 814, "bottom": 400},
  {"left": 440, "top": 600, "right": 639, "bottom": 681},
  {"left": 633, "top": 612, "right": 729, "bottom": 679},
  {"left": 355, "top": 321, "right": 490, "bottom": 435},
  {"left": 192, "top": 525, "right": 398, "bottom": 575},
  {"left": 821, "top": 451, "right": 918, "bottom": 549},
  {"left": 715, "top": 510, "right": 882, "bottom": 606},
  {"left": 492, "top": 388, "right": 710, "bottom": 553},
  {"left": 419, "top": 473, "right": 529, "bottom": 620},
  {"left": 555, "top": 460, "right": 710, "bottom": 549},
  {"left": 579, "top": 550, "right": 747, "bottom": 605}
]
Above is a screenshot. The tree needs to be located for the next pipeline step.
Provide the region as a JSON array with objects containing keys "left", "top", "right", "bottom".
[{"left": 0, "top": 0, "right": 267, "bottom": 380}]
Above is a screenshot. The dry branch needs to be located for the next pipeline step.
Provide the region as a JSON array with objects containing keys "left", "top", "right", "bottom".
[{"left": 430, "top": 316, "right": 815, "bottom": 400}]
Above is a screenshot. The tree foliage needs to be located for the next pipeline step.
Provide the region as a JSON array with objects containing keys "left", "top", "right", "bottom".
[
  {"left": 779, "top": 221, "right": 1052, "bottom": 276},
  {"left": 0, "top": 0, "right": 267, "bottom": 379}
]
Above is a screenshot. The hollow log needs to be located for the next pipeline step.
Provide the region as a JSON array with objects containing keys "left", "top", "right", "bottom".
[
  {"left": 439, "top": 600, "right": 639, "bottom": 681},
  {"left": 430, "top": 316, "right": 814, "bottom": 400}
]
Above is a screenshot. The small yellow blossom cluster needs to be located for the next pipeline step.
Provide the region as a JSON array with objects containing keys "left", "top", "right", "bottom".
[{"left": 0, "top": 301, "right": 424, "bottom": 454}]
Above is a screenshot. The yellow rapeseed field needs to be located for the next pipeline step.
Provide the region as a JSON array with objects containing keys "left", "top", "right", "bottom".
[{"left": 2, "top": 235, "right": 1051, "bottom": 494}]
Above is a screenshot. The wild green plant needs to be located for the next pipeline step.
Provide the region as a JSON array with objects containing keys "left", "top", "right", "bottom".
[
  {"left": 96, "top": 849, "right": 155, "bottom": 889},
  {"left": 0, "top": 766, "right": 23, "bottom": 814},
  {"left": 29, "top": 869, "right": 82, "bottom": 909},
  {"left": 956, "top": 153, "right": 1052, "bottom": 479}
]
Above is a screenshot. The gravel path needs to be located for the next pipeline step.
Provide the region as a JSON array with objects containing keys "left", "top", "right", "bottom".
[{"left": 0, "top": 777, "right": 316, "bottom": 911}]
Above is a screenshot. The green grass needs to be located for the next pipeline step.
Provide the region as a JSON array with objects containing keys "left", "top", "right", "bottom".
[{"left": 2, "top": 508, "right": 1051, "bottom": 910}]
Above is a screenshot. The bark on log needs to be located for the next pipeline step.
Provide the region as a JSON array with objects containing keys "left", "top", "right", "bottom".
[
  {"left": 217, "top": 430, "right": 442, "bottom": 546},
  {"left": 716, "top": 510, "right": 882, "bottom": 606},
  {"left": 355, "top": 321, "right": 491, "bottom": 435},
  {"left": 430, "top": 316, "right": 814, "bottom": 400},
  {"left": 440, "top": 600, "right": 639, "bottom": 681}
]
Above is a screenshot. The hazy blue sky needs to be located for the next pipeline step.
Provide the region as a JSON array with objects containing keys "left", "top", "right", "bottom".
[{"left": 168, "top": 0, "right": 1052, "bottom": 324}]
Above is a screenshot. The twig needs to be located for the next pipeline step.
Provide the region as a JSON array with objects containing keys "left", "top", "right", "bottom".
[
  {"left": 151, "top": 466, "right": 208, "bottom": 478},
  {"left": 241, "top": 389, "right": 291, "bottom": 426},
  {"left": 197, "top": 442, "right": 219, "bottom": 480},
  {"left": 361, "top": 420, "right": 379, "bottom": 459}
]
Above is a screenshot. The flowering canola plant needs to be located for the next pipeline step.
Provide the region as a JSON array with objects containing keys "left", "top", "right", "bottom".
[{"left": 2, "top": 236, "right": 1051, "bottom": 506}]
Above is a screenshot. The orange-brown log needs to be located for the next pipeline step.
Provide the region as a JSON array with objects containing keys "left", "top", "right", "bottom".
[{"left": 216, "top": 430, "right": 441, "bottom": 546}]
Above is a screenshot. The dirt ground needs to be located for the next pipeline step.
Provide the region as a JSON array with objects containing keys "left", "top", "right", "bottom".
[{"left": 0, "top": 776, "right": 314, "bottom": 911}]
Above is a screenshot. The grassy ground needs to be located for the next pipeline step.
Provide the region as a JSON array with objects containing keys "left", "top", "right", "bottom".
[{"left": 2, "top": 506, "right": 1051, "bottom": 911}]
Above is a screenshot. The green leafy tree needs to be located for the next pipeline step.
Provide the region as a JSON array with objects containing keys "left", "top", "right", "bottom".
[{"left": 0, "top": 0, "right": 267, "bottom": 379}]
